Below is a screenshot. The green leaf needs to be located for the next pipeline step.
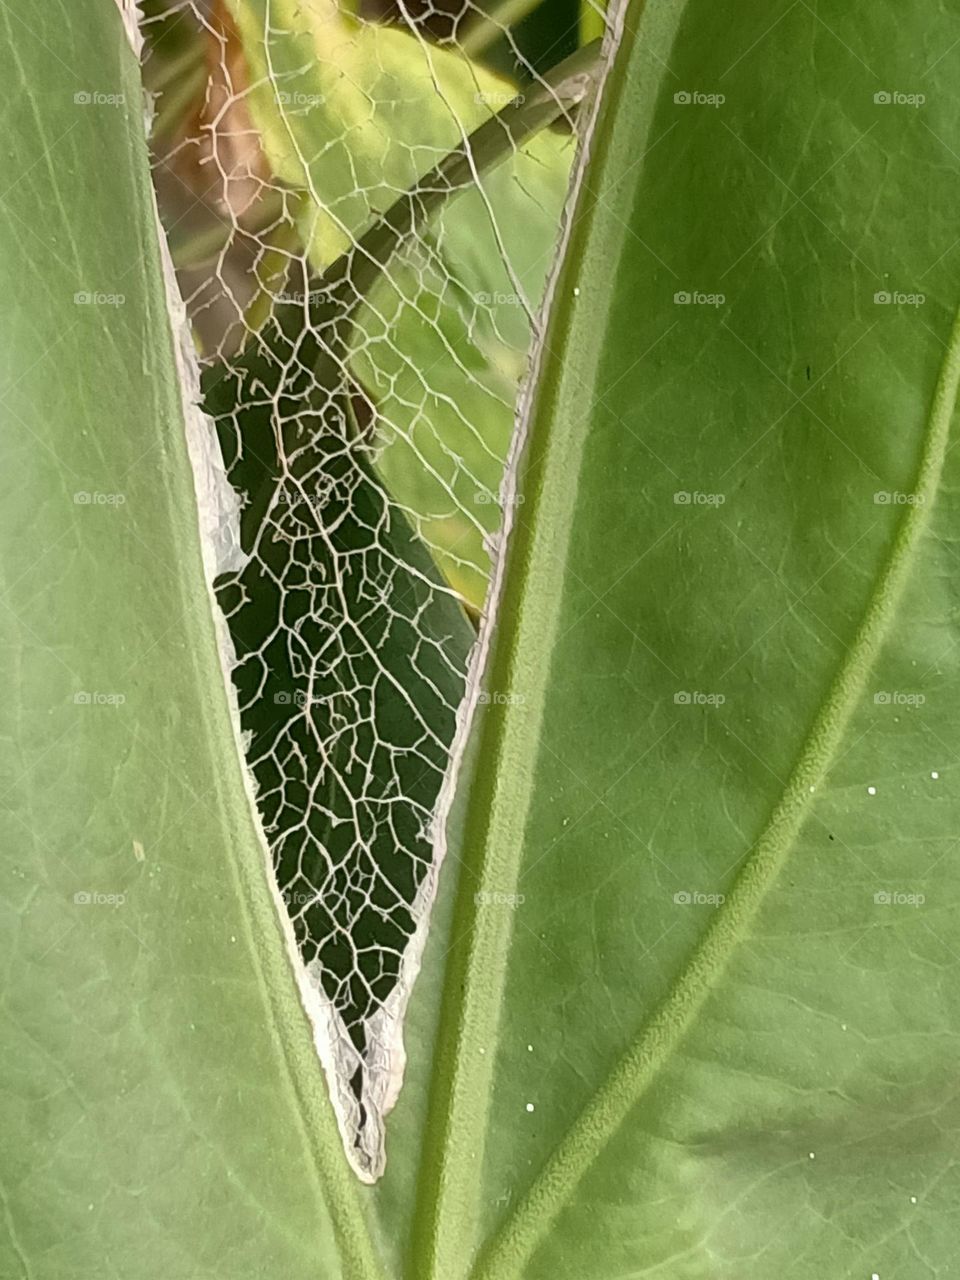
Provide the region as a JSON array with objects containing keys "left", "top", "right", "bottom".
[
  {"left": 9, "top": 1, "right": 960, "bottom": 1278},
  {"left": 0, "top": 5, "right": 378, "bottom": 1276},
  {"left": 347, "top": 133, "right": 573, "bottom": 608},
  {"left": 226, "top": 0, "right": 579, "bottom": 607},
  {"left": 396, "top": 2, "right": 960, "bottom": 1277},
  {"left": 226, "top": 0, "right": 554, "bottom": 263}
]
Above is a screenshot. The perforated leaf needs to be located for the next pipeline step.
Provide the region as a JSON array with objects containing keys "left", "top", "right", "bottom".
[
  {"left": 8, "top": 1, "right": 960, "bottom": 1277},
  {"left": 143, "top": 0, "right": 598, "bottom": 1178}
]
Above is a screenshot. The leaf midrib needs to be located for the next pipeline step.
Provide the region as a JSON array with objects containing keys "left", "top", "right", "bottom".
[
  {"left": 399, "top": 0, "right": 960, "bottom": 1270},
  {"left": 405, "top": 3, "right": 693, "bottom": 1277},
  {"left": 466, "top": 307, "right": 960, "bottom": 1279}
]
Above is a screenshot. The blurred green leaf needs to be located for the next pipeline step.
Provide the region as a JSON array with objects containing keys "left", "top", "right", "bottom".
[
  {"left": 348, "top": 136, "right": 572, "bottom": 606},
  {"left": 227, "top": 0, "right": 576, "bottom": 607}
]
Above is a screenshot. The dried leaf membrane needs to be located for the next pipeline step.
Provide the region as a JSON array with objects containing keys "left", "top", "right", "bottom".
[{"left": 142, "top": 0, "right": 587, "bottom": 1177}]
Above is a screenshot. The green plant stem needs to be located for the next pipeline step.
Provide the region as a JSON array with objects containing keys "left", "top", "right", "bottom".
[
  {"left": 398, "top": 15, "right": 634, "bottom": 1280},
  {"left": 460, "top": 0, "right": 547, "bottom": 57},
  {"left": 317, "top": 39, "right": 601, "bottom": 321},
  {"left": 580, "top": 0, "right": 607, "bottom": 45}
]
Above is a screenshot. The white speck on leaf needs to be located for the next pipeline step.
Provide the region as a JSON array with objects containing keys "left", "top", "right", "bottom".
[
  {"left": 931, "top": 771, "right": 939, "bottom": 780},
  {"left": 525, "top": 1103, "right": 535, "bottom": 1112},
  {"left": 867, "top": 786, "right": 877, "bottom": 796}
]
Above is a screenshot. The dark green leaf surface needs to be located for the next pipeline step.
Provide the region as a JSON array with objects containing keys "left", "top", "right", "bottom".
[{"left": 201, "top": 281, "right": 474, "bottom": 1177}]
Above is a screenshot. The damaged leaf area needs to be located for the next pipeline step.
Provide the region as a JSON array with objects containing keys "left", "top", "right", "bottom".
[
  {"left": 200, "top": 283, "right": 476, "bottom": 1177},
  {"left": 142, "top": 0, "right": 598, "bottom": 1176},
  {"left": 8, "top": 0, "right": 960, "bottom": 1277}
]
